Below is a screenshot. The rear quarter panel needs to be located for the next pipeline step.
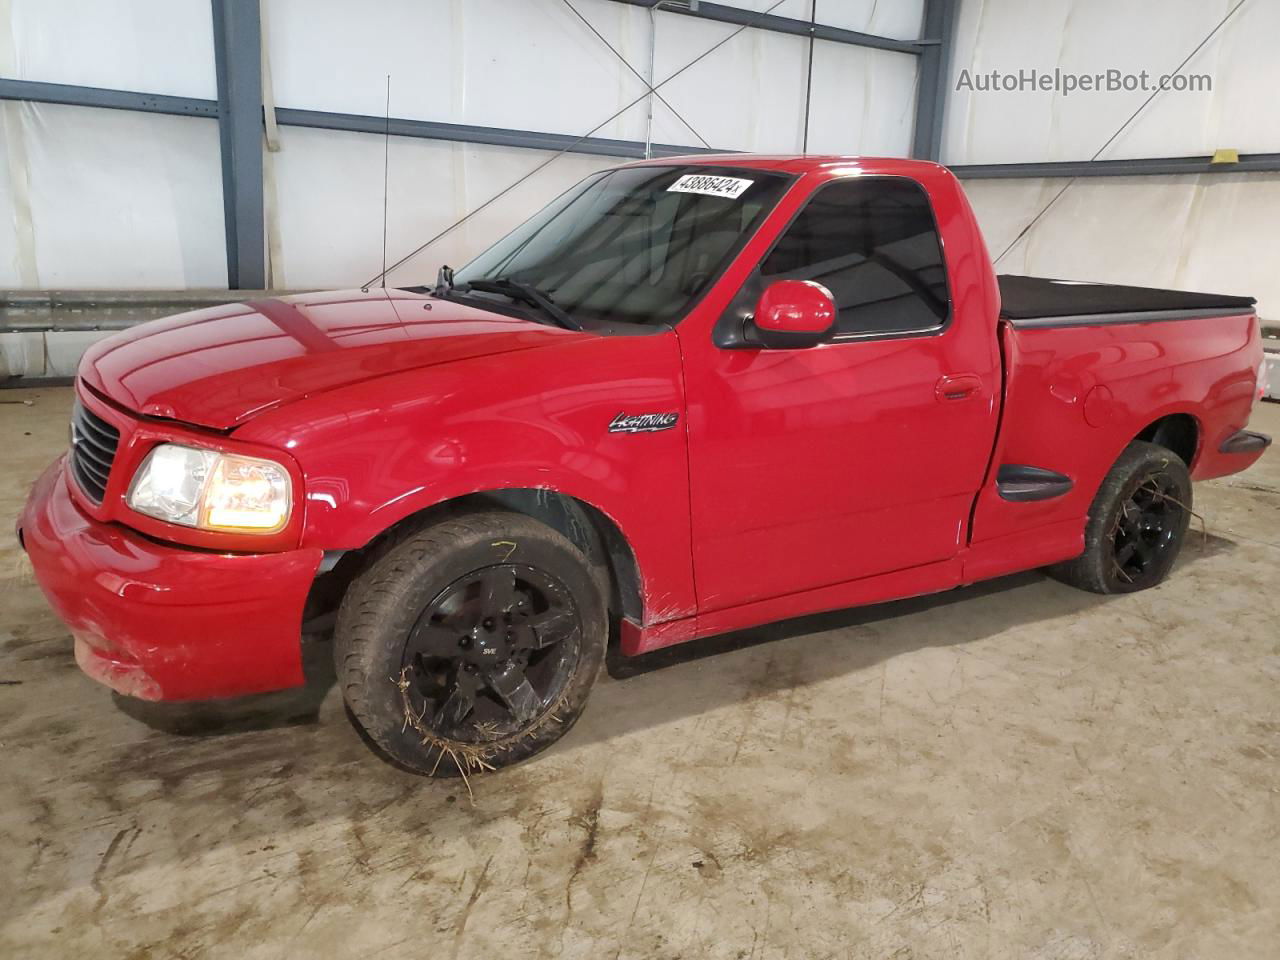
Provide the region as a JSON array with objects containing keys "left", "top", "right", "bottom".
[
  {"left": 970, "top": 311, "right": 1262, "bottom": 545},
  {"left": 235, "top": 331, "right": 696, "bottom": 627}
]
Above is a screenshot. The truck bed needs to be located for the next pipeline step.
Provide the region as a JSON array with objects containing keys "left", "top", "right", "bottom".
[{"left": 998, "top": 275, "right": 1255, "bottom": 327}]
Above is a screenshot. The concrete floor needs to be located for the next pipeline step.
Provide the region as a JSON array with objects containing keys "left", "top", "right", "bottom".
[{"left": 1, "top": 385, "right": 1277, "bottom": 959}]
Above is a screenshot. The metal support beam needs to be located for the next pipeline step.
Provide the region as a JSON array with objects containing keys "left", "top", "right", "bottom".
[
  {"left": 211, "top": 0, "right": 266, "bottom": 290},
  {"left": 0, "top": 78, "right": 219, "bottom": 118},
  {"left": 912, "top": 0, "right": 958, "bottom": 160},
  {"left": 273, "top": 108, "right": 722, "bottom": 159},
  {"left": 9, "top": 76, "right": 1280, "bottom": 185},
  {"left": 951, "top": 153, "right": 1280, "bottom": 179},
  {"left": 607, "top": 0, "right": 926, "bottom": 55},
  {"left": 0, "top": 77, "right": 717, "bottom": 160}
]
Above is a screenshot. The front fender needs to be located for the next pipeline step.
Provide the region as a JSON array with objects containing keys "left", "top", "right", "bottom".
[{"left": 236, "top": 334, "right": 697, "bottom": 626}]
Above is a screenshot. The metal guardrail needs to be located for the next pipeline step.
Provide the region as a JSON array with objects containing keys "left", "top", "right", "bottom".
[
  {"left": 0, "top": 290, "right": 312, "bottom": 382},
  {"left": 0, "top": 289, "right": 314, "bottom": 333}
]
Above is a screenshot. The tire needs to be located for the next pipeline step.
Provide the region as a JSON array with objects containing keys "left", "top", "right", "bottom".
[
  {"left": 334, "top": 511, "right": 608, "bottom": 776},
  {"left": 1048, "top": 440, "right": 1192, "bottom": 594}
]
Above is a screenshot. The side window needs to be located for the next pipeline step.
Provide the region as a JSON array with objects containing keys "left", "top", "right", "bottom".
[{"left": 759, "top": 178, "right": 950, "bottom": 336}]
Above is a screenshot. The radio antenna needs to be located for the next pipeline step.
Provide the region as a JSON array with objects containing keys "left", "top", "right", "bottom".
[{"left": 379, "top": 74, "right": 391, "bottom": 288}]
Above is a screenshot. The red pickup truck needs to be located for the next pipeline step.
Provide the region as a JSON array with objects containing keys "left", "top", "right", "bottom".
[{"left": 18, "top": 155, "right": 1271, "bottom": 776}]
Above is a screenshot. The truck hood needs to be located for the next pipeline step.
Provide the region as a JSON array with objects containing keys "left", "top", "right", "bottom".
[{"left": 78, "top": 289, "right": 586, "bottom": 430}]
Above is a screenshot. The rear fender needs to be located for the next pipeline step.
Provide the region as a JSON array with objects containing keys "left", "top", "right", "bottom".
[{"left": 970, "top": 314, "right": 1260, "bottom": 545}]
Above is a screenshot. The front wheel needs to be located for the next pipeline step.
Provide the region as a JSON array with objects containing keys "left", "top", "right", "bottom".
[
  {"left": 1049, "top": 440, "right": 1193, "bottom": 594},
  {"left": 334, "top": 512, "right": 607, "bottom": 776}
]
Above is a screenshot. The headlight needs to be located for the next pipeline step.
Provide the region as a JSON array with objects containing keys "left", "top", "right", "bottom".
[{"left": 127, "top": 443, "right": 292, "bottom": 534}]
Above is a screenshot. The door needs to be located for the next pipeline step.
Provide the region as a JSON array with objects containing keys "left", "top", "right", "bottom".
[{"left": 683, "top": 176, "right": 999, "bottom": 613}]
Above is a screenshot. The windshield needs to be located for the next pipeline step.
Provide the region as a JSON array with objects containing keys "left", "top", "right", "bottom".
[{"left": 452, "top": 165, "right": 793, "bottom": 325}]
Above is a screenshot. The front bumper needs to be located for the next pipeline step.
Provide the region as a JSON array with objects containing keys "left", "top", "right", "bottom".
[{"left": 17, "top": 457, "right": 323, "bottom": 701}]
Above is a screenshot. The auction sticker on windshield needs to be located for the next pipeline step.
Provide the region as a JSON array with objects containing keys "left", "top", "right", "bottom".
[{"left": 667, "top": 174, "right": 755, "bottom": 199}]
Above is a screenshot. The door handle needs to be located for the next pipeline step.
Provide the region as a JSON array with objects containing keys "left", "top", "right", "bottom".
[{"left": 935, "top": 374, "right": 982, "bottom": 402}]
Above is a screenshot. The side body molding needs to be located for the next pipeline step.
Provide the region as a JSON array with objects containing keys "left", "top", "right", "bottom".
[{"left": 996, "top": 464, "right": 1074, "bottom": 502}]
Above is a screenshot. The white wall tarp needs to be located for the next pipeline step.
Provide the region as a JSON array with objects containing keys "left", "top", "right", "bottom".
[
  {"left": 4, "top": 0, "right": 217, "bottom": 98},
  {"left": 0, "top": 0, "right": 224, "bottom": 288},
  {"left": 945, "top": 0, "right": 1280, "bottom": 164},
  {"left": 966, "top": 173, "right": 1280, "bottom": 321},
  {"left": 258, "top": 0, "right": 921, "bottom": 287},
  {"left": 271, "top": 126, "right": 618, "bottom": 290},
  {"left": 1, "top": 0, "right": 923, "bottom": 290},
  {"left": 948, "top": 0, "right": 1280, "bottom": 321},
  {"left": 264, "top": 0, "right": 655, "bottom": 143},
  {"left": 803, "top": 40, "right": 917, "bottom": 157},
  {"left": 645, "top": 21, "right": 916, "bottom": 156},
  {"left": 1, "top": 103, "right": 227, "bottom": 289}
]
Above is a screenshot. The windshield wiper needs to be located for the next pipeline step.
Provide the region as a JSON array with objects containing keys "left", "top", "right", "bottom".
[{"left": 460, "top": 277, "right": 583, "bottom": 331}]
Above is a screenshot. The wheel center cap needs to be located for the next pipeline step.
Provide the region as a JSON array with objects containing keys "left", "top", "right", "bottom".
[{"left": 469, "top": 620, "right": 511, "bottom": 663}]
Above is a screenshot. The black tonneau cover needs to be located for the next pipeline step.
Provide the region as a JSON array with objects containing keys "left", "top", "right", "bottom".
[{"left": 998, "top": 275, "right": 1255, "bottom": 323}]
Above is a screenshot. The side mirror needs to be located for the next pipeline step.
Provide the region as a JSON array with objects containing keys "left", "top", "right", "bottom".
[{"left": 748, "top": 280, "right": 837, "bottom": 349}]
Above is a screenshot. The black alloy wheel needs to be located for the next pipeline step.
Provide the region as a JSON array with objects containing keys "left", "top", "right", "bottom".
[
  {"left": 401, "top": 564, "right": 581, "bottom": 742},
  {"left": 1108, "top": 472, "right": 1182, "bottom": 587},
  {"left": 1048, "top": 440, "right": 1192, "bottom": 595},
  {"left": 334, "top": 511, "right": 608, "bottom": 776}
]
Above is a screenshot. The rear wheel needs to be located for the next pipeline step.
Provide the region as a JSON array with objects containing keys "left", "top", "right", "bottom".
[
  {"left": 335, "top": 512, "right": 607, "bottom": 776},
  {"left": 1049, "top": 440, "right": 1192, "bottom": 594}
]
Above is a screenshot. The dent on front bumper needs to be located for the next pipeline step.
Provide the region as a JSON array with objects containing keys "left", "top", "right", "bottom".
[{"left": 18, "top": 456, "right": 324, "bottom": 701}]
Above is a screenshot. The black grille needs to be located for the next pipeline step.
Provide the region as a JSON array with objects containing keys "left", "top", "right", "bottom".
[{"left": 70, "top": 400, "right": 120, "bottom": 503}]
